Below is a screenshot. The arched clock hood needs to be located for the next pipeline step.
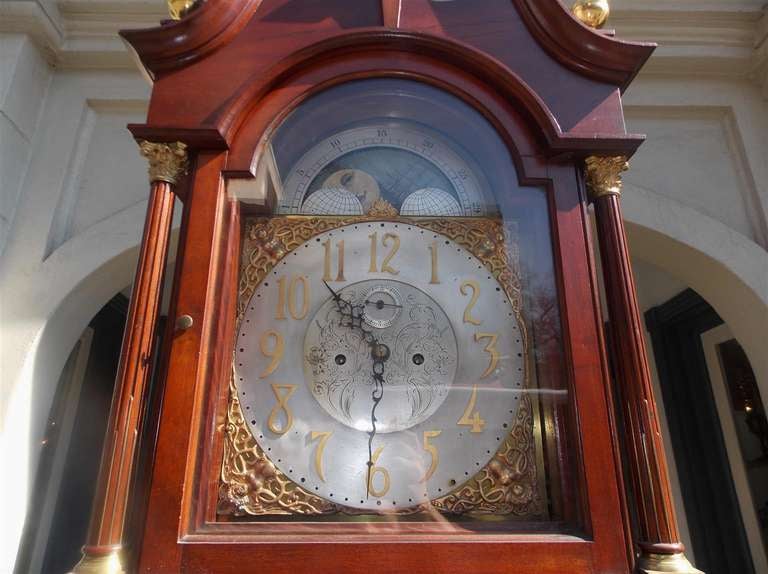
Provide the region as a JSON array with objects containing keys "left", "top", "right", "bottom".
[{"left": 120, "top": 0, "right": 655, "bottom": 159}]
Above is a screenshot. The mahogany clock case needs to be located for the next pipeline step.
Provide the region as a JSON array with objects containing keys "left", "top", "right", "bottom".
[
  {"left": 136, "top": 70, "right": 631, "bottom": 574},
  {"left": 123, "top": 3, "right": 655, "bottom": 572}
]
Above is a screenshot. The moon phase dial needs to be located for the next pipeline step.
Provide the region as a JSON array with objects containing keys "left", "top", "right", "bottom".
[{"left": 279, "top": 124, "right": 489, "bottom": 216}]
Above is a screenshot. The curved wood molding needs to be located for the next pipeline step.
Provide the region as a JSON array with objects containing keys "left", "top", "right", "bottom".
[
  {"left": 120, "top": 2, "right": 650, "bottom": 159},
  {"left": 125, "top": 27, "right": 647, "bottom": 161},
  {"left": 512, "top": 0, "right": 655, "bottom": 91},
  {"left": 218, "top": 30, "right": 644, "bottom": 165},
  {"left": 119, "top": 0, "right": 262, "bottom": 80},
  {"left": 221, "top": 30, "right": 561, "bottom": 147},
  {"left": 119, "top": 0, "right": 654, "bottom": 89}
]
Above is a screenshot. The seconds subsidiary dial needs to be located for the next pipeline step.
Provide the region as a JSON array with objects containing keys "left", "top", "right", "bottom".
[{"left": 235, "top": 221, "right": 525, "bottom": 511}]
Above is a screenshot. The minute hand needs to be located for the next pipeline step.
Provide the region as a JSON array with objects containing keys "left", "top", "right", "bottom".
[{"left": 323, "top": 281, "right": 388, "bottom": 499}]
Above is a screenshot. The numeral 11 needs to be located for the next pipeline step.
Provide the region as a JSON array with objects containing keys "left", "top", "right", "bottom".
[{"left": 322, "top": 239, "right": 345, "bottom": 282}]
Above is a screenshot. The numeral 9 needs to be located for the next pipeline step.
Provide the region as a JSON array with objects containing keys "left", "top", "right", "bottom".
[{"left": 259, "top": 330, "right": 284, "bottom": 378}]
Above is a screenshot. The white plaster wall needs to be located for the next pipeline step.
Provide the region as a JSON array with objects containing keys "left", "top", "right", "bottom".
[
  {"left": 624, "top": 106, "right": 766, "bottom": 245},
  {"left": 0, "top": 33, "right": 52, "bottom": 255},
  {"left": 620, "top": 70, "right": 768, "bottom": 411},
  {"left": 0, "top": 59, "right": 152, "bottom": 572},
  {"left": 0, "top": 1, "right": 767, "bottom": 572}
]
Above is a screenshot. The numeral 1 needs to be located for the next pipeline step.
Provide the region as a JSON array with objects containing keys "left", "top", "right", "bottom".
[
  {"left": 322, "top": 239, "right": 345, "bottom": 282},
  {"left": 428, "top": 240, "right": 440, "bottom": 284}
]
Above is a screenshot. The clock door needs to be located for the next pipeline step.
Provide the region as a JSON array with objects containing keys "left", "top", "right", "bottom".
[
  {"left": 224, "top": 80, "right": 547, "bottom": 520},
  {"left": 135, "top": 76, "right": 630, "bottom": 573}
]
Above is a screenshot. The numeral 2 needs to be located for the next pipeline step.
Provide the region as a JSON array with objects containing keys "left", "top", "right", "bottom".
[{"left": 460, "top": 280, "right": 482, "bottom": 325}]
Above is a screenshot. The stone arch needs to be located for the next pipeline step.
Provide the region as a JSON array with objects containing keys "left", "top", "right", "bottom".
[
  {"left": 621, "top": 184, "right": 768, "bottom": 411},
  {"left": 0, "top": 202, "right": 179, "bottom": 572}
]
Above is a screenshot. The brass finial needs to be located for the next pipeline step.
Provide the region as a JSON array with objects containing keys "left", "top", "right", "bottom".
[
  {"left": 138, "top": 141, "right": 189, "bottom": 185},
  {"left": 68, "top": 547, "right": 124, "bottom": 574},
  {"left": 167, "top": 0, "right": 202, "bottom": 20},
  {"left": 584, "top": 156, "right": 628, "bottom": 200},
  {"left": 636, "top": 552, "right": 704, "bottom": 574},
  {"left": 572, "top": 0, "right": 610, "bottom": 29}
]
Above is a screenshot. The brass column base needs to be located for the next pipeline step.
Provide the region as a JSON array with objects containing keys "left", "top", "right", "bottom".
[
  {"left": 637, "top": 552, "right": 704, "bottom": 574},
  {"left": 68, "top": 547, "right": 124, "bottom": 574}
]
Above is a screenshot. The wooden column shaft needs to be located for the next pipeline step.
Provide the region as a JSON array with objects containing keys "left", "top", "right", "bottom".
[
  {"left": 587, "top": 156, "right": 702, "bottom": 573},
  {"left": 83, "top": 180, "right": 175, "bottom": 551},
  {"left": 594, "top": 194, "right": 680, "bottom": 548},
  {"left": 70, "top": 142, "right": 187, "bottom": 574}
]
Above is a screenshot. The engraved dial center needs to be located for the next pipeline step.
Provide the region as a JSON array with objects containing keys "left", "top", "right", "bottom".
[{"left": 304, "top": 279, "right": 457, "bottom": 434}]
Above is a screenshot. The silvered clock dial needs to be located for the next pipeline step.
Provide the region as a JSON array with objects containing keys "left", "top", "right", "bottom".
[{"left": 233, "top": 220, "right": 526, "bottom": 511}]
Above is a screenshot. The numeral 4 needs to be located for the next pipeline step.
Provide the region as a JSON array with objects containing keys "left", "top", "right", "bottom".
[{"left": 458, "top": 385, "right": 486, "bottom": 433}]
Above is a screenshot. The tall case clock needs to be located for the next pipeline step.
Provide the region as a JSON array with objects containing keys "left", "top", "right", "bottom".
[{"left": 69, "top": 1, "right": 702, "bottom": 573}]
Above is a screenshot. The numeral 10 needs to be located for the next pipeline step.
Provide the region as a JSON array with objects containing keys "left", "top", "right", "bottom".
[{"left": 275, "top": 275, "right": 309, "bottom": 320}]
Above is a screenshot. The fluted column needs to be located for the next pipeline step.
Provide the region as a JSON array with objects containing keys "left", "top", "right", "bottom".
[
  {"left": 69, "top": 142, "right": 188, "bottom": 574},
  {"left": 586, "top": 156, "right": 702, "bottom": 574}
]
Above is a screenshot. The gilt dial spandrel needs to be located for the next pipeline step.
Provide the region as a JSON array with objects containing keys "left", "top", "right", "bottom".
[{"left": 220, "top": 217, "right": 544, "bottom": 519}]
